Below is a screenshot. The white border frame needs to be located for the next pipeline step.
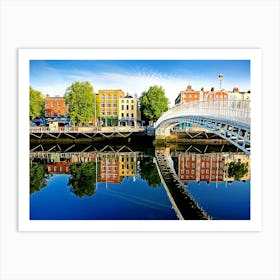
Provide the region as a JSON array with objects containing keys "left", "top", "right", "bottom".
[{"left": 18, "top": 48, "right": 262, "bottom": 231}]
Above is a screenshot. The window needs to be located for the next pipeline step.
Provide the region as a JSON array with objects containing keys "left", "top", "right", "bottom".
[
  {"left": 48, "top": 166, "right": 51, "bottom": 172},
  {"left": 126, "top": 113, "right": 129, "bottom": 117},
  {"left": 113, "top": 94, "right": 116, "bottom": 99},
  {"left": 107, "top": 103, "right": 111, "bottom": 107},
  {"left": 189, "top": 94, "right": 192, "bottom": 98},
  {"left": 101, "top": 94, "right": 105, "bottom": 100},
  {"left": 57, "top": 101, "right": 60, "bottom": 107},
  {"left": 121, "top": 113, "right": 124, "bottom": 117},
  {"left": 51, "top": 102, "right": 54, "bottom": 107},
  {"left": 126, "top": 100, "right": 129, "bottom": 103},
  {"left": 112, "top": 103, "right": 117, "bottom": 107},
  {"left": 201, "top": 162, "right": 205, "bottom": 168},
  {"left": 186, "top": 170, "right": 189, "bottom": 174},
  {"left": 206, "top": 163, "right": 209, "bottom": 168},
  {"left": 206, "top": 169, "right": 209, "bottom": 174},
  {"left": 51, "top": 112, "right": 54, "bottom": 117},
  {"left": 60, "top": 166, "right": 63, "bottom": 172},
  {"left": 113, "top": 111, "right": 117, "bottom": 115},
  {"left": 121, "top": 100, "right": 124, "bottom": 103},
  {"left": 126, "top": 105, "right": 129, "bottom": 110},
  {"left": 192, "top": 163, "right": 195, "bottom": 168},
  {"left": 201, "top": 169, "right": 205, "bottom": 174},
  {"left": 58, "top": 110, "right": 61, "bottom": 117},
  {"left": 121, "top": 105, "right": 124, "bottom": 110},
  {"left": 181, "top": 169, "right": 184, "bottom": 174},
  {"left": 54, "top": 166, "right": 57, "bottom": 172},
  {"left": 66, "top": 167, "right": 69, "bottom": 172},
  {"left": 191, "top": 170, "right": 195, "bottom": 174},
  {"left": 45, "top": 111, "right": 48, "bottom": 117},
  {"left": 131, "top": 105, "right": 134, "bottom": 110},
  {"left": 107, "top": 94, "right": 110, "bottom": 100}
]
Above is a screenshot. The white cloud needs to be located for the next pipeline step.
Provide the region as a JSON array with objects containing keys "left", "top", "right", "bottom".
[{"left": 32, "top": 69, "right": 250, "bottom": 106}]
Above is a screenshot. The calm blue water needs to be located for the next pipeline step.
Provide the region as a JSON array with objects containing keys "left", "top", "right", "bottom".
[
  {"left": 186, "top": 180, "right": 250, "bottom": 220},
  {"left": 30, "top": 144, "right": 250, "bottom": 220}
]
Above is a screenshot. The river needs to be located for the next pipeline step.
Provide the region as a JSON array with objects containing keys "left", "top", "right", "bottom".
[{"left": 30, "top": 142, "right": 250, "bottom": 220}]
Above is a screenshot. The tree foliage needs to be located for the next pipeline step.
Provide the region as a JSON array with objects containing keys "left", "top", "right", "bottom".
[
  {"left": 30, "top": 86, "right": 45, "bottom": 119},
  {"left": 30, "top": 162, "right": 48, "bottom": 194},
  {"left": 139, "top": 157, "right": 161, "bottom": 187},
  {"left": 68, "top": 162, "right": 98, "bottom": 198},
  {"left": 140, "top": 85, "right": 169, "bottom": 123},
  {"left": 228, "top": 161, "right": 249, "bottom": 181},
  {"left": 65, "top": 81, "right": 95, "bottom": 125}
]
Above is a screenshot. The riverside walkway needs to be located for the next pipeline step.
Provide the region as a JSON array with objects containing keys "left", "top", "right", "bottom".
[
  {"left": 30, "top": 126, "right": 146, "bottom": 139},
  {"left": 154, "top": 150, "right": 211, "bottom": 220}
]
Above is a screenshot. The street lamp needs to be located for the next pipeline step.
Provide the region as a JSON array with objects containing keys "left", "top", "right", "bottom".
[{"left": 218, "top": 73, "right": 224, "bottom": 90}]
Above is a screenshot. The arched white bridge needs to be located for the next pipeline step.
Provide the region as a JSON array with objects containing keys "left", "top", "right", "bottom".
[{"left": 154, "top": 100, "right": 251, "bottom": 155}]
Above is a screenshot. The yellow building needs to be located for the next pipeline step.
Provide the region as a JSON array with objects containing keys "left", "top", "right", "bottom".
[
  {"left": 96, "top": 89, "right": 125, "bottom": 126},
  {"left": 118, "top": 95, "right": 139, "bottom": 126}
]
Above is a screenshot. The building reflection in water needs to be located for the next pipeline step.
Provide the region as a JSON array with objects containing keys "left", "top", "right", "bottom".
[{"left": 175, "top": 152, "right": 250, "bottom": 185}]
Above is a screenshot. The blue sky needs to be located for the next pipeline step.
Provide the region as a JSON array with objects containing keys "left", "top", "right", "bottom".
[{"left": 30, "top": 60, "right": 250, "bottom": 105}]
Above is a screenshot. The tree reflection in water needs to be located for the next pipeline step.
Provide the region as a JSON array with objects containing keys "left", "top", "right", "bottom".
[
  {"left": 30, "top": 162, "right": 48, "bottom": 194},
  {"left": 228, "top": 161, "right": 249, "bottom": 181},
  {"left": 139, "top": 157, "right": 161, "bottom": 187},
  {"left": 68, "top": 162, "right": 98, "bottom": 198}
]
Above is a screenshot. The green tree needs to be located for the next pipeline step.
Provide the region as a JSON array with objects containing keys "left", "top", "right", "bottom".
[
  {"left": 139, "top": 157, "right": 161, "bottom": 187},
  {"left": 140, "top": 85, "right": 169, "bottom": 123},
  {"left": 64, "top": 81, "right": 95, "bottom": 126},
  {"left": 30, "top": 162, "right": 48, "bottom": 194},
  {"left": 228, "top": 161, "right": 249, "bottom": 181},
  {"left": 30, "top": 86, "right": 45, "bottom": 119},
  {"left": 68, "top": 162, "right": 98, "bottom": 198}
]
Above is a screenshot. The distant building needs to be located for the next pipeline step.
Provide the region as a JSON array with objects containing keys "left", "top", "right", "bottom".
[
  {"left": 96, "top": 89, "right": 125, "bottom": 126},
  {"left": 118, "top": 94, "right": 139, "bottom": 126},
  {"left": 205, "top": 87, "right": 229, "bottom": 101},
  {"left": 46, "top": 162, "right": 71, "bottom": 174},
  {"left": 44, "top": 94, "right": 69, "bottom": 118},
  {"left": 44, "top": 94, "right": 70, "bottom": 127},
  {"left": 175, "top": 85, "right": 201, "bottom": 106}
]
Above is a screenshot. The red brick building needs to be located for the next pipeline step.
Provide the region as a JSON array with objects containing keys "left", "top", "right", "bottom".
[
  {"left": 175, "top": 85, "right": 201, "bottom": 105},
  {"left": 44, "top": 94, "right": 69, "bottom": 118}
]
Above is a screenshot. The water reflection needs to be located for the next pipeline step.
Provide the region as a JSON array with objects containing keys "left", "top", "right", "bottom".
[{"left": 29, "top": 143, "right": 250, "bottom": 220}]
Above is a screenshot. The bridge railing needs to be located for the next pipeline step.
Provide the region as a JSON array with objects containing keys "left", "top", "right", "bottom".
[
  {"left": 30, "top": 126, "right": 145, "bottom": 133},
  {"left": 155, "top": 100, "right": 250, "bottom": 128}
]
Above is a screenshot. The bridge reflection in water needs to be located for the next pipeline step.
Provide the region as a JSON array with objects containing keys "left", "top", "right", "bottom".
[{"left": 30, "top": 143, "right": 250, "bottom": 220}]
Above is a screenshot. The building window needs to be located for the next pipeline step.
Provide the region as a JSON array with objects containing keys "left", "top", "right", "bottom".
[
  {"left": 113, "top": 111, "right": 117, "bottom": 115},
  {"left": 126, "top": 100, "right": 129, "bottom": 103},
  {"left": 101, "top": 103, "right": 105, "bottom": 107},
  {"left": 121, "top": 113, "right": 124, "bottom": 117},
  {"left": 107, "top": 103, "right": 111, "bottom": 107},
  {"left": 48, "top": 166, "right": 51, "bottom": 172},
  {"left": 206, "top": 169, "right": 209, "bottom": 174},
  {"left": 60, "top": 166, "right": 63, "bottom": 172},
  {"left": 121, "top": 105, "right": 124, "bottom": 110},
  {"left": 45, "top": 111, "right": 48, "bottom": 117},
  {"left": 126, "top": 113, "right": 129, "bottom": 117},
  {"left": 51, "top": 102, "right": 54, "bottom": 107},
  {"left": 54, "top": 166, "right": 57, "bottom": 172},
  {"left": 113, "top": 94, "right": 116, "bottom": 99},
  {"left": 201, "top": 169, "right": 205, "bottom": 174},
  {"left": 186, "top": 170, "right": 189, "bottom": 174},
  {"left": 126, "top": 105, "right": 129, "bottom": 110},
  {"left": 57, "top": 101, "right": 60, "bottom": 107},
  {"left": 191, "top": 170, "right": 195, "bottom": 174},
  {"left": 201, "top": 162, "right": 205, "bottom": 168},
  {"left": 101, "top": 94, "right": 105, "bottom": 100},
  {"left": 107, "top": 94, "right": 110, "bottom": 100},
  {"left": 121, "top": 100, "right": 124, "bottom": 103},
  {"left": 51, "top": 112, "right": 54, "bottom": 117},
  {"left": 131, "top": 113, "right": 134, "bottom": 118},
  {"left": 131, "top": 105, "right": 134, "bottom": 110},
  {"left": 58, "top": 110, "right": 61, "bottom": 117},
  {"left": 112, "top": 103, "right": 117, "bottom": 107},
  {"left": 192, "top": 163, "right": 195, "bottom": 168}
]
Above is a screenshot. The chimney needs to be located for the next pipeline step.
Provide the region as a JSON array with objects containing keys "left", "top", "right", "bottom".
[
  {"left": 233, "top": 87, "right": 239, "bottom": 93},
  {"left": 46, "top": 94, "right": 50, "bottom": 98},
  {"left": 186, "top": 85, "right": 192, "bottom": 91},
  {"left": 211, "top": 87, "right": 215, "bottom": 92}
]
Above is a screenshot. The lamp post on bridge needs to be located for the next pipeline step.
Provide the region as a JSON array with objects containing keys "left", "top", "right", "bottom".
[{"left": 218, "top": 73, "right": 224, "bottom": 91}]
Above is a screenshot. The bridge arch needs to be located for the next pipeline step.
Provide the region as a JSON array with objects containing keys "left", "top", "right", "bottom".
[{"left": 154, "top": 100, "right": 251, "bottom": 155}]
